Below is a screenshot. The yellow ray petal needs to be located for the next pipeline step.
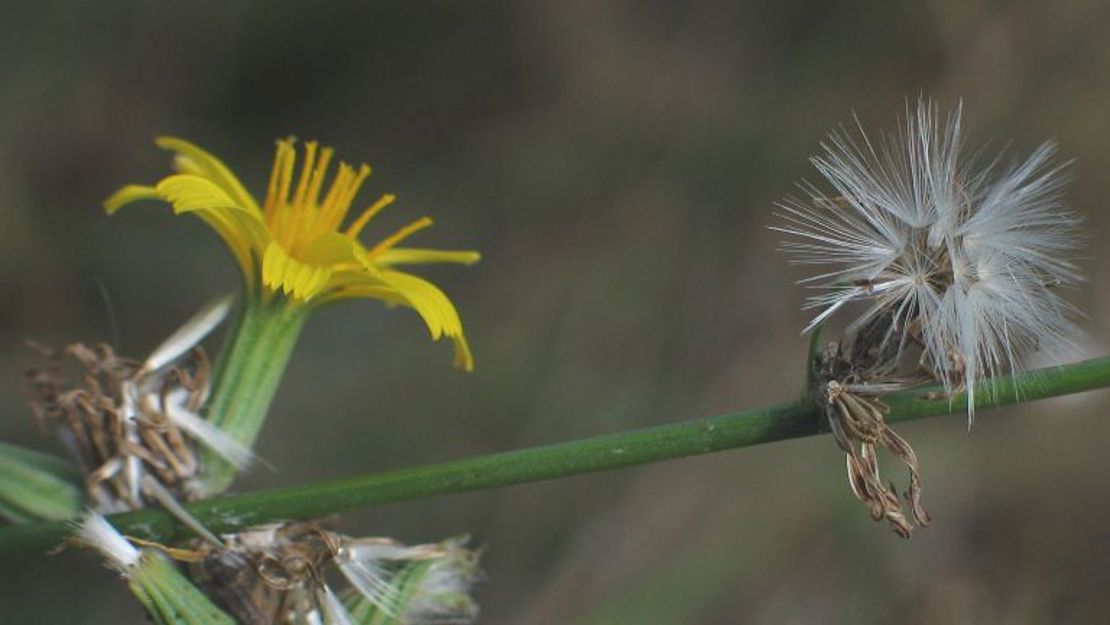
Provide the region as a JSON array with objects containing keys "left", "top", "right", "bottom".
[
  {"left": 320, "top": 265, "right": 388, "bottom": 295},
  {"left": 367, "top": 217, "right": 433, "bottom": 258},
  {"left": 375, "top": 248, "right": 481, "bottom": 267},
  {"left": 319, "top": 272, "right": 474, "bottom": 371},
  {"left": 105, "top": 175, "right": 269, "bottom": 283},
  {"left": 106, "top": 188, "right": 256, "bottom": 283},
  {"left": 192, "top": 212, "right": 259, "bottom": 284},
  {"left": 151, "top": 175, "right": 268, "bottom": 245},
  {"left": 156, "top": 137, "right": 261, "bottom": 216},
  {"left": 321, "top": 281, "right": 402, "bottom": 304},
  {"left": 261, "top": 242, "right": 289, "bottom": 294},
  {"left": 300, "top": 232, "right": 364, "bottom": 267},
  {"left": 261, "top": 242, "right": 335, "bottom": 301},
  {"left": 104, "top": 185, "right": 160, "bottom": 214},
  {"left": 453, "top": 333, "right": 474, "bottom": 371},
  {"left": 154, "top": 174, "right": 236, "bottom": 211},
  {"left": 344, "top": 193, "right": 395, "bottom": 239},
  {"left": 378, "top": 269, "right": 473, "bottom": 371}
]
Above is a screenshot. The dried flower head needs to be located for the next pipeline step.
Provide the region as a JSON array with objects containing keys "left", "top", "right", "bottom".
[
  {"left": 72, "top": 512, "right": 236, "bottom": 624},
  {"left": 25, "top": 298, "right": 251, "bottom": 509},
  {"left": 814, "top": 332, "right": 931, "bottom": 537},
  {"left": 775, "top": 99, "right": 1083, "bottom": 418},
  {"left": 188, "top": 521, "right": 480, "bottom": 625}
]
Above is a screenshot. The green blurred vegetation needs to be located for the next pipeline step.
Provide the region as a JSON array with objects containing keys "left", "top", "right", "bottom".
[{"left": 2, "top": 1, "right": 1109, "bottom": 623}]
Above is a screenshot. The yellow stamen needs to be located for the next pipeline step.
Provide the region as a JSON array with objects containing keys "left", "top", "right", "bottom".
[
  {"left": 264, "top": 140, "right": 294, "bottom": 221},
  {"left": 291, "top": 141, "right": 318, "bottom": 211},
  {"left": 305, "top": 146, "right": 334, "bottom": 210},
  {"left": 334, "top": 164, "right": 372, "bottom": 228},
  {"left": 319, "top": 164, "right": 371, "bottom": 237},
  {"left": 283, "top": 142, "right": 320, "bottom": 251},
  {"left": 294, "top": 147, "right": 335, "bottom": 250},
  {"left": 274, "top": 141, "right": 297, "bottom": 235},
  {"left": 317, "top": 163, "right": 353, "bottom": 227}
]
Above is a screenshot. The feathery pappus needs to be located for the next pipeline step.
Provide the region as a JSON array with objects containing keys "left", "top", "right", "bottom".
[
  {"left": 775, "top": 98, "right": 1083, "bottom": 419},
  {"left": 186, "top": 521, "right": 481, "bottom": 625},
  {"left": 773, "top": 99, "right": 1084, "bottom": 537}
]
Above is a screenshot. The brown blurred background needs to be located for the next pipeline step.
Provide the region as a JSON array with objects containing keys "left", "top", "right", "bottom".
[{"left": 2, "top": 1, "right": 1110, "bottom": 623}]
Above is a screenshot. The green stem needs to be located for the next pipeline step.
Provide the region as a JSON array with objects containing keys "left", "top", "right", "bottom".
[
  {"left": 0, "top": 442, "right": 83, "bottom": 522},
  {"left": 4, "top": 356, "right": 1110, "bottom": 553},
  {"left": 201, "top": 293, "right": 309, "bottom": 494}
]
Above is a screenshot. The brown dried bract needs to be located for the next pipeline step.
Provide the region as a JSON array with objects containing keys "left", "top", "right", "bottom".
[
  {"left": 24, "top": 341, "right": 210, "bottom": 512},
  {"left": 188, "top": 521, "right": 463, "bottom": 625},
  {"left": 815, "top": 339, "right": 932, "bottom": 538},
  {"left": 190, "top": 521, "right": 339, "bottom": 625}
]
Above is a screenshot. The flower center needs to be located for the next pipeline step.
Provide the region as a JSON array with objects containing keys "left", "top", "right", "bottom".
[{"left": 262, "top": 139, "right": 396, "bottom": 262}]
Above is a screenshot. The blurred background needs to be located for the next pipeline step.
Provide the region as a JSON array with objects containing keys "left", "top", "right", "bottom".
[{"left": 2, "top": 1, "right": 1110, "bottom": 622}]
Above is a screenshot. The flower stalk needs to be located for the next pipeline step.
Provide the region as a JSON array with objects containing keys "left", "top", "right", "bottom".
[{"left": 201, "top": 293, "right": 309, "bottom": 494}]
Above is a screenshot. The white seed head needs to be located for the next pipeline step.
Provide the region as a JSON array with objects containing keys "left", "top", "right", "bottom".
[{"left": 775, "top": 99, "right": 1083, "bottom": 419}]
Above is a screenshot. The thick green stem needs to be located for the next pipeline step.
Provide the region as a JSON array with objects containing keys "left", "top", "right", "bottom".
[
  {"left": 201, "top": 293, "right": 309, "bottom": 494},
  {"left": 4, "top": 356, "right": 1110, "bottom": 553}
]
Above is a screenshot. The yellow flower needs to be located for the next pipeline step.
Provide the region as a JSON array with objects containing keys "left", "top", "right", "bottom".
[{"left": 105, "top": 137, "right": 479, "bottom": 370}]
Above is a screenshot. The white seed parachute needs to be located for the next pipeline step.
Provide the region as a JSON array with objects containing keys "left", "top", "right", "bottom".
[{"left": 775, "top": 99, "right": 1083, "bottom": 420}]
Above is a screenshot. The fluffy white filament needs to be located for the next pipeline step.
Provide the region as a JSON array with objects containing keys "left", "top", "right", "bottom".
[
  {"left": 775, "top": 99, "right": 1082, "bottom": 419},
  {"left": 317, "top": 585, "right": 357, "bottom": 625},
  {"left": 142, "top": 294, "right": 233, "bottom": 374},
  {"left": 73, "top": 511, "right": 140, "bottom": 574},
  {"left": 334, "top": 546, "right": 400, "bottom": 617},
  {"left": 154, "top": 390, "right": 255, "bottom": 471}
]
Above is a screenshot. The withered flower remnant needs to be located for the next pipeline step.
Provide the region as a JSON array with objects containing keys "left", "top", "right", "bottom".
[
  {"left": 774, "top": 98, "right": 1084, "bottom": 537},
  {"left": 188, "top": 521, "right": 481, "bottom": 625},
  {"left": 24, "top": 298, "right": 250, "bottom": 511},
  {"left": 814, "top": 336, "right": 930, "bottom": 538}
]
